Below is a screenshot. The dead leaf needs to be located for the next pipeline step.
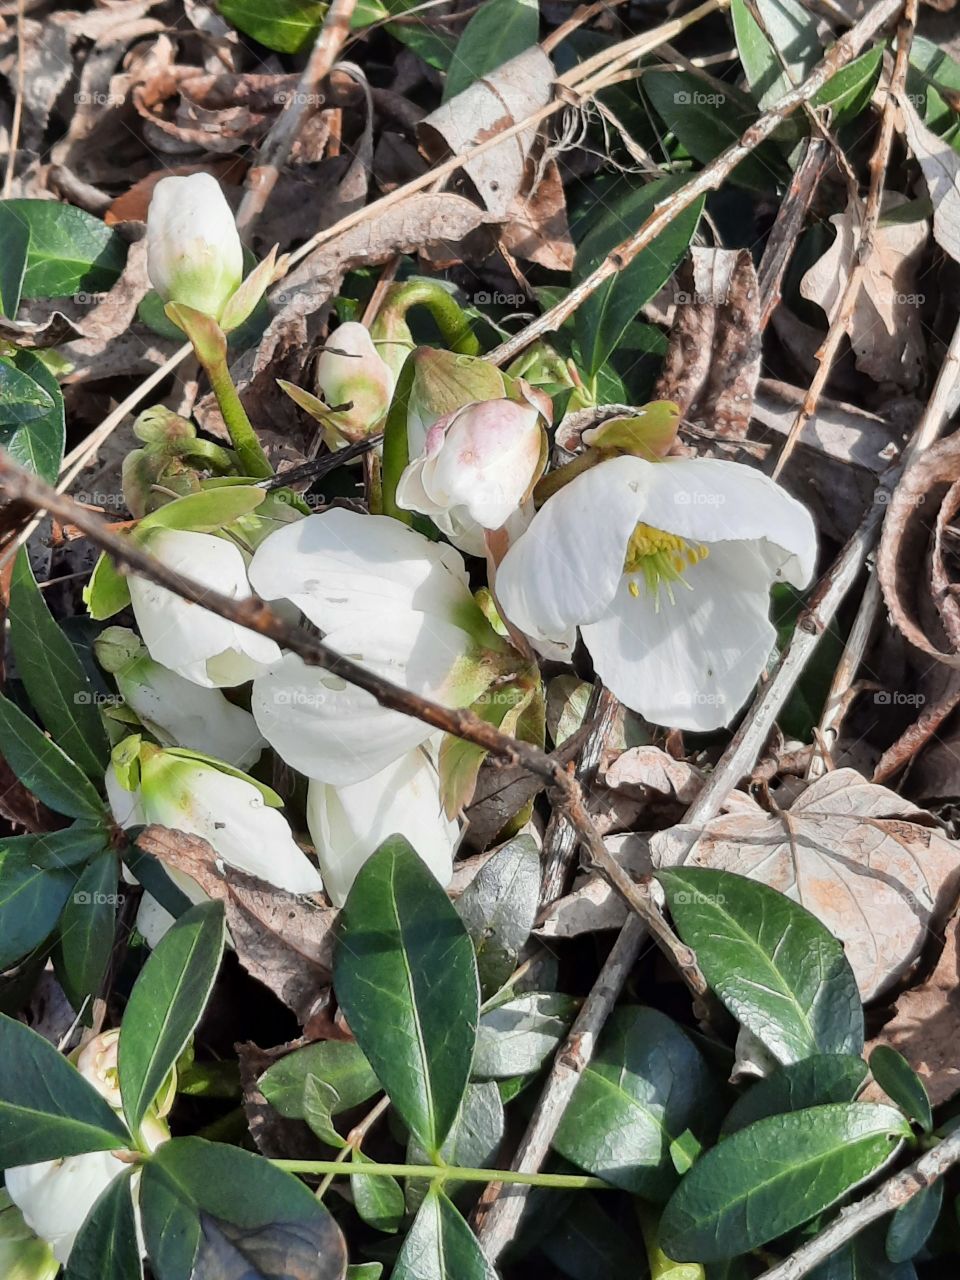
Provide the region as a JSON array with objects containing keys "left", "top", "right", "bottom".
[
  {"left": 238, "top": 1041, "right": 325, "bottom": 1160},
  {"left": 500, "top": 156, "right": 573, "bottom": 271},
  {"left": 655, "top": 248, "right": 761, "bottom": 438},
  {"left": 650, "top": 768, "right": 960, "bottom": 1000},
  {"left": 864, "top": 911, "right": 960, "bottom": 1107},
  {"left": 604, "top": 746, "right": 703, "bottom": 806},
  {"left": 139, "top": 825, "right": 335, "bottom": 1025},
  {"left": 534, "top": 833, "right": 652, "bottom": 939},
  {"left": 0, "top": 311, "right": 82, "bottom": 348},
  {"left": 897, "top": 90, "right": 960, "bottom": 265},
  {"left": 799, "top": 193, "right": 927, "bottom": 389}
]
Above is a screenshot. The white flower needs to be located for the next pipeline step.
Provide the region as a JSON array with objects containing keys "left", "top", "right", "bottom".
[
  {"left": 307, "top": 740, "right": 459, "bottom": 907},
  {"left": 0, "top": 1192, "right": 58, "bottom": 1280},
  {"left": 495, "top": 455, "right": 816, "bottom": 731},
  {"left": 5, "top": 1153, "right": 132, "bottom": 1266},
  {"left": 396, "top": 397, "right": 545, "bottom": 556},
  {"left": 130, "top": 528, "right": 281, "bottom": 689},
  {"left": 249, "top": 509, "right": 503, "bottom": 784},
  {"left": 100, "top": 629, "right": 264, "bottom": 769},
  {"left": 314, "top": 321, "right": 394, "bottom": 446},
  {"left": 146, "top": 173, "right": 243, "bottom": 321}
]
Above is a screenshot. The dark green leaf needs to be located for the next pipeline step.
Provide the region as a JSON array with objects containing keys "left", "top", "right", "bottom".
[
  {"left": 0, "top": 201, "right": 30, "bottom": 315},
  {"left": 334, "top": 838, "right": 480, "bottom": 1159},
  {"left": 553, "top": 1006, "right": 719, "bottom": 1200},
  {"left": 0, "top": 691, "right": 105, "bottom": 819},
  {"left": 659, "top": 1103, "right": 911, "bottom": 1262},
  {"left": 722, "top": 1054, "right": 868, "bottom": 1134},
  {"left": 406, "top": 1081, "right": 504, "bottom": 1212},
  {"left": 65, "top": 1168, "right": 141, "bottom": 1280},
  {"left": 810, "top": 1225, "right": 919, "bottom": 1278},
  {"left": 140, "top": 1163, "right": 202, "bottom": 1280},
  {"left": 538, "top": 1195, "right": 641, "bottom": 1280},
  {"left": 0, "top": 841, "right": 76, "bottom": 968},
  {"left": 657, "top": 868, "right": 864, "bottom": 1063},
  {"left": 9, "top": 548, "right": 109, "bottom": 777},
  {"left": 455, "top": 834, "right": 540, "bottom": 997},
  {"left": 5, "top": 823, "right": 109, "bottom": 871},
  {"left": 732, "top": 0, "right": 821, "bottom": 110},
  {"left": 442, "top": 0, "right": 539, "bottom": 101},
  {"left": 119, "top": 902, "right": 225, "bottom": 1136},
  {"left": 303, "top": 1075, "right": 346, "bottom": 1147},
  {"left": 351, "top": 1150, "right": 405, "bottom": 1233},
  {"left": 385, "top": 1, "right": 456, "bottom": 69},
  {"left": 218, "top": 0, "right": 325, "bottom": 53},
  {"left": 392, "top": 1188, "right": 497, "bottom": 1280},
  {"left": 0, "top": 349, "right": 65, "bottom": 482},
  {"left": 0, "top": 358, "right": 55, "bottom": 419},
  {"left": 260, "top": 1040, "right": 380, "bottom": 1118},
  {"left": 59, "top": 853, "right": 119, "bottom": 1009},
  {"left": 870, "top": 1046, "right": 933, "bottom": 1133},
  {"left": 573, "top": 175, "right": 703, "bottom": 376},
  {"left": 473, "top": 992, "right": 577, "bottom": 1079},
  {"left": 643, "top": 70, "right": 789, "bottom": 192},
  {"left": 0, "top": 200, "right": 125, "bottom": 300},
  {"left": 0, "top": 1012, "right": 130, "bottom": 1163},
  {"left": 813, "top": 45, "right": 884, "bottom": 126},
  {"left": 886, "top": 1180, "right": 943, "bottom": 1264}
]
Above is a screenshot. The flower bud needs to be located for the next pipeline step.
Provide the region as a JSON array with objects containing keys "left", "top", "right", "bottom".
[
  {"left": 406, "top": 348, "right": 507, "bottom": 457},
  {"left": 313, "top": 322, "right": 394, "bottom": 447},
  {"left": 396, "top": 395, "right": 546, "bottom": 556},
  {"left": 146, "top": 173, "right": 243, "bottom": 321}
]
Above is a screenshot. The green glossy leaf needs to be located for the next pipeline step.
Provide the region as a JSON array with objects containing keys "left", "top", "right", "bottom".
[
  {"left": 139, "top": 1162, "right": 202, "bottom": 1280},
  {"left": 455, "top": 834, "right": 540, "bottom": 997},
  {"left": 659, "top": 1103, "right": 910, "bottom": 1262},
  {"left": 0, "top": 1012, "right": 130, "bottom": 1163},
  {"left": 218, "top": 0, "right": 325, "bottom": 52},
  {"left": 573, "top": 175, "right": 703, "bottom": 376},
  {"left": 351, "top": 1150, "right": 405, "bottom": 1233},
  {"left": 334, "top": 838, "right": 480, "bottom": 1158},
  {"left": 0, "top": 843, "right": 75, "bottom": 968},
  {"left": 473, "top": 992, "right": 578, "bottom": 1079},
  {"left": 348, "top": 1267, "right": 383, "bottom": 1280},
  {"left": 657, "top": 868, "right": 864, "bottom": 1064},
  {"left": 443, "top": 0, "right": 539, "bottom": 101},
  {"left": 0, "top": 200, "right": 125, "bottom": 301},
  {"left": 83, "top": 550, "right": 131, "bottom": 621},
  {"left": 303, "top": 1074, "right": 346, "bottom": 1147},
  {"left": 59, "top": 853, "right": 119, "bottom": 1009},
  {"left": 65, "top": 1168, "right": 141, "bottom": 1280},
  {"left": 643, "top": 70, "right": 789, "bottom": 192},
  {"left": 0, "top": 691, "right": 105, "bottom": 819},
  {"left": 0, "top": 358, "right": 55, "bottom": 419},
  {"left": 5, "top": 822, "right": 109, "bottom": 871},
  {"left": 810, "top": 1224, "right": 919, "bottom": 1278},
  {"left": 392, "top": 1188, "right": 497, "bottom": 1280},
  {"left": 722, "top": 1054, "right": 868, "bottom": 1134},
  {"left": 886, "top": 1179, "right": 943, "bottom": 1264},
  {"left": 9, "top": 547, "right": 109, "bottom": 777},
  {"left": 538, "top": 1195, "right": 641, "bottom": 1279},
  {"left": 260, "top": 1040, "right": 380, "bottom": 1118},
  {"left": 732, "top": 0, "right": 821, "bottom": 109},
  {"left": 0, "top": 201, "right": 30, "bottom": 315},
  {"left": 0, "top": 349, "right": 65, "bottom": 482},
  {"left": 385, "top": 0, "right": 456, "bottom": 69},
  {"left": 812, "top": 45, "right": 884, "bottom": 126},
  {"left": 553, "top": 1006, "right": 719, "bottom": 1200},
  {"left": 119, "top": 901, "right": 226, "bottom": 1136},
  {"left": 406, "top": 1081, "right": 505, "bottom": 1212},
  {"left": 869, "top": 1046, "right": 933, "bottom": 1133}
]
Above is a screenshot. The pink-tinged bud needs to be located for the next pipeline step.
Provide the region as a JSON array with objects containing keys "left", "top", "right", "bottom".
[
  {"left": 314, "top": 322, "right": 394, "bottom": 446},
  {"left": 396, "top": 397, "right": 546, "bottom": 556},
  {"left": 146, "top": 174, "right": 243, "bottom": 321},
  {"left": 406, "top": 348, "right": 507, "bottom": 456}
]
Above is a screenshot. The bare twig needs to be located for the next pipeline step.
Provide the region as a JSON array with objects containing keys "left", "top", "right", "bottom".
[
  {"left": 757, "top": 1123, "right": 960, "bottom": 1280},
  {"left": 2, "top": 0, "right": 25, "bottom": 198},
  {"left": 757, "top": 137, "right": 828, "bottom": 328}
]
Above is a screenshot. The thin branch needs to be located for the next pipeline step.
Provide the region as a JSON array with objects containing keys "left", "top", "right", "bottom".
[
  {"left": 757, "top": 1124, "right": 960, "bottom": 1280},
  {"left": 2, "top": 0, "right": 25, "bottom": 198}
]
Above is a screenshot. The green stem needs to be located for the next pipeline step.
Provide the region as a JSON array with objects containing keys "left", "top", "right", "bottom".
[
  {"left": 381, "top": 281, "right": 481, "bottom": 357},
  {"left": 271, "top": 1159, "right": 611, "bottom": 1189},
  {"left": 205, "top": 355, "right": 273, "bottom": 479}
]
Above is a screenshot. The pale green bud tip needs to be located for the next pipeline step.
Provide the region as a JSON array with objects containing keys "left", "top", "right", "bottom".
[
  {"left": 94, "top": 626, "right": 145, "bottom": 674},
  {"left": 0, "top": 1195, "right": 58, "bottom": 1280},
  {"left": 146, "top": 173, "right": 244, "bottom": 321}
]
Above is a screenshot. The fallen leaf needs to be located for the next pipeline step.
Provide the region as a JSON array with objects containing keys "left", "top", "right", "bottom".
[
  {"left": 650, "top": 768, "right": 960, "bottom": 1000},
  {"left": 501, "top": 156, "right": 573, "bottom": 271},
  {"left": 897, "top": 89, "right": 960, "bottom": 264},
  {"left": 534, "top": 833, "right": 652, "bottom": 940},
  {"left": 138, "top": 825, "right": 335, "bottom": 1025},
  {"left": 799, "top": 193, "right": 927, "bottom": 389},
  {"left": 604, "top": 746, "right": 703, "bottom": 806}
]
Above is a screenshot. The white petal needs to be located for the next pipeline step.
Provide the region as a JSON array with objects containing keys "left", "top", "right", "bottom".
[
  {"left": 306, "top": 742, "right": 459, "bottom": 906},
  {"left": 131, "top": 529, "right": 280, "bottom": 688},
  {"left": 248, "top": 510, "right": 472, "bottom": 631},
  {"left": 582, "top": 542, "right": 779, "bottom": 731},
  {"left": 135, "top": 867, "right": 209, "bottom": 949},
  {"left": 140, "top": 757, "right": 323, "bottom": 894},
  {"left": 6, "top": 1152, "right": 129, "bottom": 1265},
  {"left": 106, "top": 766, "right": 145, "bottom": 829},
  {"left": 495, "top": 457, "right": 643, "bottom": 644},
  {"left": 146, "top": 173, "right": 243, "bottom": 318}
]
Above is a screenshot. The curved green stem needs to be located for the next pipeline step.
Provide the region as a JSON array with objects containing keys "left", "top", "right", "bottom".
[
  {"left": 271, "top": 1159, "right": 611, "bottom": 1189},
  {"left": 381, "top": 280, "right": 481, "bottom": 356},
  {"left": 204, "top": 354, "right": 273, "bottom": 479}
]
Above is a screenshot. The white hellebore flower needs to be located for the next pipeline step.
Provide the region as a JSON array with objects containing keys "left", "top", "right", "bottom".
[
  {"left": 314, "top": 321, "right": 394, "bottom": 446},
  {"left": 396, "top": 397, "right": 544, "bottom": 556},
  {"left": 130, "top": 527, "right": 281, "bottom": 688},
  {"left": 249, "top": 509, "right": 503, "bottom": 784},
  {"left": 307, "top": 739, "right": 459, "bottom": 907},
  {"left": 146, "top": 173, "right": 243, "bottom": 321},
  {"left": 495, "top": 455, "right": 816, "bottom": 732}
]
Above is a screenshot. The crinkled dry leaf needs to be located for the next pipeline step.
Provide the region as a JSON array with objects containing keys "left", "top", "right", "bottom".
[
  {"left": 501, "top": 156, "right": 573, "bottom": 271},
  {"left": 650, "top": 768, "right": 960, "bottom": 1000},
  {"left": 535, "top": 833, "right": 652, "bottom": 940},
  {"left": 897, "top": 90, "right": 960, "bottom": 264},
  {"left": 139, "top": 825, "right": 335, "bottom": 1025},
  {"left": 604, "top": 746, "right": 703, "bottom": 806},
  {"left": 799, "top": 194, "right": 927, "bottom": 389}
]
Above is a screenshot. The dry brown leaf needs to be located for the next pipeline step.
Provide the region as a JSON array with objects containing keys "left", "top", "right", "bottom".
[
  {"left": 138, "top": 825, "right": 335, "bottom": 1025},
  {"left": 897, "top": 90, "right": 960, "bottom": 264},
  {"left": 0, "top": 311, "right": 82, "bottom": 348},
  {"left": 878, "top": 430, "right": 960, "bottom": 668},
  {"left": 864, "top": 913, "right": 960, "bottom": 1107},
  {"left": 799, "top": 193, "right": 927, "bottom": 389},
  {"left": 650, "top": 768, "right": 960, "bottom": 1000},
  {"left": 500, "top": 156, "right": 573, "bottom": 271},
  {"left": 655, "top": 248, "right": 761, "bottom": 439},
  {"left": 534, "top": 833, "right": 652, "bottom": 939},
  {"left": 604, "top": 746, "right": 703, "bottom": 806}
]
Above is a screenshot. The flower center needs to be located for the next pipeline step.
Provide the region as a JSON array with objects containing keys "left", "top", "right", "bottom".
[{"left": 623, "top": 521, "right": 709, "bottom": 607}]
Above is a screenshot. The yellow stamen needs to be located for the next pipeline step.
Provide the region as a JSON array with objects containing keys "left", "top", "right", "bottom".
[{"left": 622, "top": 520, "right": 709, "bottom": 605}]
